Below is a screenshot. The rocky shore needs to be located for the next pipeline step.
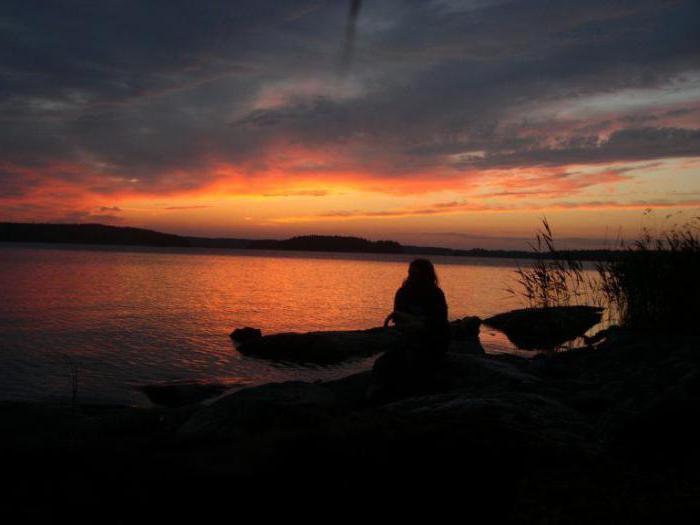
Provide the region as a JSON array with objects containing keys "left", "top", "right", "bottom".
[{"left": 3, "top": 319, "right": 700, "bottom": 521}]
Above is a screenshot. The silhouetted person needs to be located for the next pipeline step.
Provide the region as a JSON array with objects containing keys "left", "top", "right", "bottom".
[{"left": 369, "top": 259, "right": 451, "bottom": 400}]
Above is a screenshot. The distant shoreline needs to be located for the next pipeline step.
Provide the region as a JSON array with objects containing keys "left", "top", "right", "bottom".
[{"left": 0, "top": 222, "right": 621, "bottom": 261}]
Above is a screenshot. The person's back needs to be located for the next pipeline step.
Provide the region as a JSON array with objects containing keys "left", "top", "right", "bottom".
[
  {"left": 394, "top": 281, "right": 449, "bottom": 346},
  {"left": 370, "top": 259, "right": 451, "bottom": 401},
  {"left": 387, "top": 259, "right": 450, "bottom": 357}
]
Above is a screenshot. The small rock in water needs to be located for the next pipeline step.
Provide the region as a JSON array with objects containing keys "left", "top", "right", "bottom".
[
  {"left": 235, "top": 327, "right": 404, "bottom": 364},
  {"left": 484, "top": 306, "right": 603, "bottom": 350}
]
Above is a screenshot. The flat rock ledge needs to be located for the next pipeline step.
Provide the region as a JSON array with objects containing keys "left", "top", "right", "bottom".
[{"left": 232, "top": 318, "right": 485, "bottom": 364}]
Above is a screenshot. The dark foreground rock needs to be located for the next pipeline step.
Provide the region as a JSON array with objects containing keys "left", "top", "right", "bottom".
[
  {"left": 4, "top": 331, "right": 700, "bottom": 521},
  {"left": 484, "top": 305, "right": 604, "bottom": 350},
  {"left": 139, "top": 380, "right": 241, "bottom": 407},
  {"left": 179, "top": 381, "right": 336, "bottom": 440}
]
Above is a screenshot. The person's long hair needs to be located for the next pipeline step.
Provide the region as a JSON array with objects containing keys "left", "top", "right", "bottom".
[{"left": 403, "top": 258, "right": 439, "bottom": 289}]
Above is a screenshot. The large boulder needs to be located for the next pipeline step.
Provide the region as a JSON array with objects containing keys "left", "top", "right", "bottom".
[
  {"left": 236, "top": 326, "right": 405, "bottom": 364},
  {"left": 321, "top": 371, "right": 373, "bottom": 413},
  {"left": 178, "top": 381, "right": 337, "bottom": 441},
  {"left": 315, "top": 390, "right": 595, "bottom": 502},
  {"left": 321, "top": 351, "right": 540, "bottom": 411},
  {"left": 434, "top": 352, "right": 540, "bottom": 393},
  {"left": 484, "top": 305, "right": 604, "bottom": 350},
  {"left": 138, "top": 380, "right": 237, "bottom": 408},
  {"left": 378, "top": 391, "right": 591, "bottom": 452}
]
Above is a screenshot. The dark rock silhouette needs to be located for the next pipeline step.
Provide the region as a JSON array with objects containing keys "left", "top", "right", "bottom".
[
  {"left": 450, "top": 315, "right": 485, "bottom": 354},
  {"left": 231, "top": 317, "right": 484, "bottom": 364},
  {"left": 231, "top": 307, "right": 601, "bottom": 367},
  {"left": 230, "top": 327, "right": 262, "bottom": 344},
  {"left": 434, "top": 351, "right": 537, "bottom": 392},
  {"left": 4, "top": 330, "right": 700, "bottom": 520},
  {"left": 236, "top": 326, "right": 405, "bottom": 364},
  {"left": 484, "top": 305, "right": 604, "bottom": 350},
  {"left": 181, "top": 350, "right": 543, "bottom": 442},
  {"left": 179, "top": 381, "right": 336, "bottom": 441},
  {"left": 138, "top": 380, "right": 237, "bottom": 408},
  {"left": 233, "top": 318, "right": 485, "bottom": 364}
]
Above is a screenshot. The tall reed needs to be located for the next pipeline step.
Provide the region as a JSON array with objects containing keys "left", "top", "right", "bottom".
[
  {"left": 508, "top": 218, "right": 601, "bottom": 308},
  {"left": 597, "top": 215, "right": 700, "bottom": 332}
]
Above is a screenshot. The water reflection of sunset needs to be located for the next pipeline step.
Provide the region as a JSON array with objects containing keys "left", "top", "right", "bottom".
[{"left": 0, "top": 245, "right": 545, "bottom": 403}]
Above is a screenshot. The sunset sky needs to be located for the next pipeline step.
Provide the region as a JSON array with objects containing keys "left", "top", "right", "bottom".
[{"left": 2, "top": 0, "right": 699, "bottom": 248}]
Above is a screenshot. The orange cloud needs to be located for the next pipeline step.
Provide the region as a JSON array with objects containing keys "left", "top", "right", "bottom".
[
  {"left": 274, "top": 198, "right": 700, "bottom": 223},
  {"left": 475, "top": 165, "right": 635, "bottom": 199}
]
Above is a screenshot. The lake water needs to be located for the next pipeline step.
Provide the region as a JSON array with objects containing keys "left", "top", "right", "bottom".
[{"left": 1, "top": 243, "right": 562, "bottom": 405}]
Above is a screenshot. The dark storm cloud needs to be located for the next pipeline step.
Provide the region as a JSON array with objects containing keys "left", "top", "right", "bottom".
[
  {"left": 340, "top": 0, "right": 363, "bottom": 74},
  {"left": 1, "top": 0, "right": 699, "bottom": 197},
  {"left": 0, "top": 167, "right": 34, "bottom": 198}
]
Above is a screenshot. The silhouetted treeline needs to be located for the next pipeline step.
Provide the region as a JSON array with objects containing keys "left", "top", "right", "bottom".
[
  {"left": 0, "top": 222, "right": 189, "bottom": 247},
  {"left": 1, "top": 222, "right": 619, "bottom": 261},
  {"left": 187, "top": 234, "right": 401, "bottom": 252},
  {"left": 247, "top": 235, "right": 403, "bottom": 253},
  {"left": 187, "top": 236, "right": 250, "bottom": 249}
]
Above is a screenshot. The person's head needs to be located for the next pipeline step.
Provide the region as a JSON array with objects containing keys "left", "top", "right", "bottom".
[{"left": 404, "top": 258, "right": 438, "bottom": 288}]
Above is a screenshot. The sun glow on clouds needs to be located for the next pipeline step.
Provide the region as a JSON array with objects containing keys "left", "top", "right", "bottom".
[
  {"left": 3, "top": 152, "right": 700, "bottom": 248},
  {"left": 32, "top": 156, "right": 686, "bottom": 249}
]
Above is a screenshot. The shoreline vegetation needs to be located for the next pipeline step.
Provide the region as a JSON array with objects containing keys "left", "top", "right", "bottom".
[
  {"left": 0, "top": 221, "right": 621, "bottom": 261},
  {"left": 3, "top": 218, "right": 700, "bottom": 520}
]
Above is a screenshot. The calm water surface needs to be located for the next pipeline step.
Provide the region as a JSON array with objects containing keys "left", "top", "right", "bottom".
[{"left": 1, "top": 243, "right": 543, "bottom": 404}]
